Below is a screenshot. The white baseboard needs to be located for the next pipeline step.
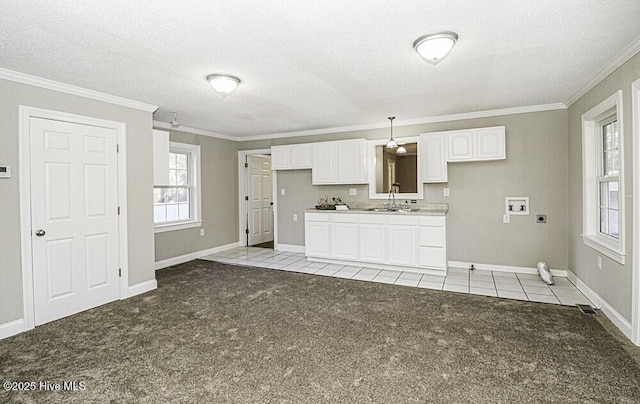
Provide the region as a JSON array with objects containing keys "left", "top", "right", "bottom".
[
  {"left": 155, "top": 241, "right": 242, "bottom": 270},
  {"left": 448, "top": 260, "right": 567, "bottom": 277},
  {"left": 275, "top": 243, "right": 305, "bottom": 253},
  {"left": 566, "top": 269, "right": 632, "bottom": 340},
  {"left": 0, "top": 318, "right": 26, "bottom": 340},
  {"left": 127, "top": 279, "right": 158, "bottom": 298}
]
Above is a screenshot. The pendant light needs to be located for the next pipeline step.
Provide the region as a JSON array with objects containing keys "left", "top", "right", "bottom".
[
  {"left": 396, "top": 144, "right": 407, "bottom": 154},
  {"left": 385, "top": 116, "right": 398, "bottom": 149}
]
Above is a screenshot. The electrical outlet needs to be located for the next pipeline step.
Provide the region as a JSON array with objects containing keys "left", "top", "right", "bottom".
[
  {"left": 349, "top": 188, "right": 357, "bottom": 196},
  {"left": 200, "top": 229, "right": 205, "bottom": 237},
  {"left": 293, "top": 214, "right": 298, "bottom": 221},
  {"left": 444, "top": 188, "right": 450, "bottom": 197},
  {"left": 597, "top": 256, "right": 602, "bottom": 270},
  {"left": 281, "top": 188, "right": 285, "bottom": 195},
  {"left": 503, "top": 214, "right": 510, "bottom": 224}
]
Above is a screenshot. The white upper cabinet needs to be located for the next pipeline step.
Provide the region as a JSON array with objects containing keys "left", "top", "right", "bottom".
[
  {"left": 420, "top": 133, "right": 448, "bottom": 183},
  {"left": 312, "top": 139, "right": 367, "bottom": 184},
  {"left": 475, "top": 127, "right": 506, "bottom": 160},
  {"left": 271, "top": 144, "right": 312, "bottom": 170},
  {"left": 446, "top": 126, "right": 505, "bottom": 161},
  {"left": 447, "top": 130, "right": 474, "bottom": 161},
  {"left": 338, "top": 139, "right": 368, "bottom": 183},
  {"left": 152, "top": 129, "right": 170, "bottom": 185},
  {"left": 311, "top": 141, "right": 338, "bottom": 183},
  {"left": 421, "top": 126, "right": 506, "bottom": 183}
]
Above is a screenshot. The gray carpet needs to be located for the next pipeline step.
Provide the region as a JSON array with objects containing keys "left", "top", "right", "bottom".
[{"left": 1, "top": 259, "right": 640, "bottom": 403}]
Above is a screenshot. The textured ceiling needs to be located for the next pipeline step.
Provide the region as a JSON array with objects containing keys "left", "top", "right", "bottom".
[{"left": 1, "top": 0, "right": 640, "bottom": 138}]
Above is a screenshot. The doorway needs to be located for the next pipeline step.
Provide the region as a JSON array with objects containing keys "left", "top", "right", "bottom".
[
  {"left": 19, "top": 107, "right": 128, "bottom": 330},
  {"left": 246, "top": 155, "right": 274, "bottom": 246}
]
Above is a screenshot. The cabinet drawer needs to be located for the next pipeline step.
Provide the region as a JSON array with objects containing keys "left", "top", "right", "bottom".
[
  {"left": 359, "top": 214, "right": 387, "bottom": 224},
  {"left": 305, "top": 212, "right": 330, "bottom": 222},
  {"left": 330, "top": 213, "right": 358, "bottom": 223},
  {"left": 419, "top": 216, "right": 445, "bottom": 226},
  {"left": 419, "top": 247, "right": 445, "bottom": 269},
  {"left": 419, "top": 227, "right": 445, "bottom": 247},
  {"left": 390, "top": 216, "right": 417, "bottom": 226}
]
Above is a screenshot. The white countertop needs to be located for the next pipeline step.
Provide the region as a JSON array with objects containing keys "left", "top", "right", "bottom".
[{"left": 306, "top": 203, "right": 448, "bottom": 216}]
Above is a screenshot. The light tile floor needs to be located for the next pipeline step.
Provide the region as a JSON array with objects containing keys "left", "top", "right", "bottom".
[{"left": 200, "top": 247, "right": 593, "bottom": 307}]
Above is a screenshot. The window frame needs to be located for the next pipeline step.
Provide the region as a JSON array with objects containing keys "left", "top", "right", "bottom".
[
  {"left": 582, "top": 90, "right": 625, "bottom": 264},
  {"left": 154, "top": 141, "right": 202, "bottom": 233}
]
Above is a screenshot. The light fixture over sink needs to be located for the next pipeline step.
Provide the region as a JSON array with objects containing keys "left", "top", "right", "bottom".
[
  {"left": 385, "top": 116, "right": 398, "bottom": 149},
  {"left": 413, "top": 31, "right": 458, "bottom": 64},
  {"left": 207, "top": 74, "right": 241, "bottom": 95}
]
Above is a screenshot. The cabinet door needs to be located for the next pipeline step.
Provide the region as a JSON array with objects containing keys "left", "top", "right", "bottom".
[
  {"left": 421, "top": 133, "right": 447, "bottom": 183},
  {"left": 271, "top": 145, "right": 291, "bottom": 170},
  {"left": 419, "top": 247, "right": 446, "bottom": 269},
  {"left": 387, "top": 225, "right": 417, "bottom": 266},
  {"left": 305, "top": 221, "right": 330, "bottom": 257},
  {"left": 447, "top": 130, "right": 474, "bottom": 161},
  {"left": 331, "top": 222, "right": 358, "bottom": 260},
  {"left": 338, "top": 139, "right": 367, "bottom": 183},
  {"left": 360, "top": 224, "right": 386, "bottom": 263},
  {"left": 291, "top": 144, "right": 312, "bottom": 168},
  {"left": 475, "top": 127, "right": 505, "bottom": 160},
  {"left": 312, "top": 142, "right": 338, "bottom": 184}
]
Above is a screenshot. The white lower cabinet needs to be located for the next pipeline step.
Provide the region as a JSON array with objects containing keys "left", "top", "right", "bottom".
[
  {"left": 331, "top": 215, "right": 359, "bottom": 260},
  {"left": 360, "top": 222, "right": 386, "bottom": 263},
  {"left": 305, "top": 213, "right": 330, "bottom": 257},
  {"left": 305, "top": 212, "right": 447, "bottom": 273}
]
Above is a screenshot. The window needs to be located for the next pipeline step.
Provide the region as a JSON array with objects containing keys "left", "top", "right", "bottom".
[
  {"left": 154, "top": 142, "right": 201, "bottom": 232},
  {"left": 582, "top": 91, "right": 625, "bottom": 263},
  {"left": 598, "top": 118, "right": 619, "bottom": 239}
]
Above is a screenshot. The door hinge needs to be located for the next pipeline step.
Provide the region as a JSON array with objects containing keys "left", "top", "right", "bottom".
[
  {"left": 117, "top": 206, "right": 120, "bottom": 215},
  {"left": 117, "top": 144, "right": 119, "bottom": 153},
  {"left": 245, "top": 196, "right": 249, "bottom": 201},
  {"left": 245, "top": 228, "right": 249, "bottom": 234},
  {"left": 118, "top": 268, "right": 122, "bottom": 277},
  {"left": 244, "top": 162, "right": 248, "bottom": 168}
]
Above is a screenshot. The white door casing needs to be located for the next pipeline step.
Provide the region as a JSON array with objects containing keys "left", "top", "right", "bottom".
[
  {"left": 247, "top": 155, "right": 273, "bottom": 245},
  {"left": 19, "top": 106, "right": 128, "bottom": 331},
  {"left": 29, "top": 117, "right": 120, "bottom": 325}
]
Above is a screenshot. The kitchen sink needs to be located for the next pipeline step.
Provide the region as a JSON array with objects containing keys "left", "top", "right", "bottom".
[{"left": 365, "top": 208, "right": 421, "bottom": 213}]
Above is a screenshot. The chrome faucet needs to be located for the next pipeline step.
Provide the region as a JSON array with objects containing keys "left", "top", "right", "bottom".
[{"left": 385, "top": 183, "right": 400, "bottom": 210}]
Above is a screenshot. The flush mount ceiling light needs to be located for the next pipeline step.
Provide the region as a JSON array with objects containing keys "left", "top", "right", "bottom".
[
  {"left": 413, "top": 31, "right": 458, "bottom": 64},
  {"left": 207, "top": 74, "right": 241, "bottom": 95},
  {"left": 396, "top": 144, "right": 407, "bottom": 154},
  {"left": 385, "top": 116, "right": 398, "bottom": 149},
  {"left": 170, "top": 111, "right": 179, "bottom": 127}
]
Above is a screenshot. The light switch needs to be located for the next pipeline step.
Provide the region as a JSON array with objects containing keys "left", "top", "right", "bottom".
[
  {"left": 443, "top": 188, "right": 449, "bottom": 197},
  {"left": 349, "top": 188, "right": 357, "bottom": 196},
  {"left": 293, "top": 214, "right": 298, "bottom": 221},
  {"left": 281, "top": 188, "right": 285, "bottom": 195},
  {"left": 0, "top": 166, "right": 11, "bottom": 178},
  {"left": 503, "top": 214, "right": 510, "bottom": 224}
]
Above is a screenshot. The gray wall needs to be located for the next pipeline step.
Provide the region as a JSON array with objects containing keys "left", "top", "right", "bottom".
[
  {"left": 242, "top": 109, "right": 569, "bottom": 269},
  {"left": 567, "top": 52, "right": 640, "bottom": 321},
  {"left": 154, "top": 129, "right": 239, "bottom": 262},
  {"left": 0, "top": 79, "right": 155, "bottom": 325}
]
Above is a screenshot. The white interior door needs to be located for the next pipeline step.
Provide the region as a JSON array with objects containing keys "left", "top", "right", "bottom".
[
  {"left": 247, "top": 155, "right": 273, "bottom": 245},
  {"left": 30, "top": 117, "right": 120, "bottom": 325}
]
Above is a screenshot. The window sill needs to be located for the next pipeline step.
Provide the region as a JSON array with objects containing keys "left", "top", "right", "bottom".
[
  {"left": 154, "top": 220, "right": 202, "bottom": 234},
  {"left": 582, "top": 234, "right": 626, "bottom": 264}
]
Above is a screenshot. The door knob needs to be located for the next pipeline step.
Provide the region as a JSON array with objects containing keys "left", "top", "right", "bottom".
[{"left": 35, "top": 229, "right": 46, "bottom": 237}]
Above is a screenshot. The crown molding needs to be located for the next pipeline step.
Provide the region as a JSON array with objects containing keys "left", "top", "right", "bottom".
[
  {"left": 238, "top": 103, "right": 567, "bottom": 142},
  {"left": 153, "top": 121, "right": 239, "bottom": 142},
  {"left": 0, "top": 68, "right": 158, "bottom": 113},
  {"left": 565, "top": 34, "right": 640, "bottom": 107}
]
